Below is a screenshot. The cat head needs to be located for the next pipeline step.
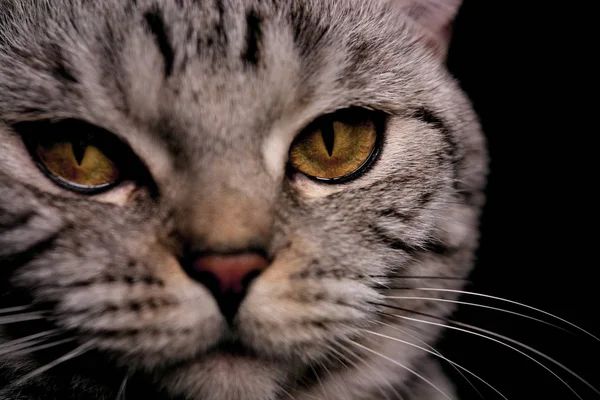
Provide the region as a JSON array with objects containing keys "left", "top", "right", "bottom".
[{"left": 0, "top": 0, "right": 486, "bottom": 399}]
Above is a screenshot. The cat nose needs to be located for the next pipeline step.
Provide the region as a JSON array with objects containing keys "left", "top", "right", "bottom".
[{"left": 188, "top": 252, "right": 268, "bottom": 323}]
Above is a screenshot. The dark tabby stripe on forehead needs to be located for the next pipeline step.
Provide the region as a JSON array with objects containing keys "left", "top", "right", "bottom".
[
  {"left": 242, "top": 10, "right": 262, "bottom": 67},
  {"left": 50, "top": 45, "right": 79, "bottom": 85},
  {"left": 213, "top": 0, "right": 228, "bottom": 46},
  {"left": 143, "top": 10, "right": 175, "bottom": 78}
]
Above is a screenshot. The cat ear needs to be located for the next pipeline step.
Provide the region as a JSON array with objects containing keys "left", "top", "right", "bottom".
[{"left": 397, "top": 0, "right": 462, "bottom": 57}]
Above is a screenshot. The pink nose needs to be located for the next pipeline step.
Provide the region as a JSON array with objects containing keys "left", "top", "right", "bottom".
[
  {"left": 189, "top": 252, "right": 268, "bottom": 323},
  {"left": 193, "top": 252, "right": 268, "bottom": 293}
]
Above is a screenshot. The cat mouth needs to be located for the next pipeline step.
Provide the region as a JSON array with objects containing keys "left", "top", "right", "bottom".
[
  {"left": 166, "top": 339, "right": 276, "bottom": 379},
  {"left": 179, "top": 337, "right": 263, "bottom": 366},
  {"left": 210, "top": 340, "right": 257, "bottom": 358}
]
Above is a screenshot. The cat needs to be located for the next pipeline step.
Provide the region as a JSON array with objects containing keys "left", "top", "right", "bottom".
[{"left": 0, "top": 0, "right": 488, "bottom": 399}]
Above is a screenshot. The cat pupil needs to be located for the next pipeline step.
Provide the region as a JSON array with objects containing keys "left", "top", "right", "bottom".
[
  {"left": 321, "top": 121, "right": 335, "bottom": 157},
  {"left": 72, "top": 138, "right": 89, "bottom": 166}
]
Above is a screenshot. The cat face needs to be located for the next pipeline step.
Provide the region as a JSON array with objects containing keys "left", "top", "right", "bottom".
[{"left": 0, "top": 0, "right": 486, "bottom": 399}]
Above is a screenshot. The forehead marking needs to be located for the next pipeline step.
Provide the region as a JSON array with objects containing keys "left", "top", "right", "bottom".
[
  {"left": 242, "top": 10, "right": 263, "bottom": 67},
  {"left": 143, "top": 10, "right": 175, "bottom": 78}
]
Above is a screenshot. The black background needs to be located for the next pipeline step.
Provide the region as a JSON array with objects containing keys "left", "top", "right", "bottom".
[{"left": 439, "top": 1, "right": 598, "bottom": 399}]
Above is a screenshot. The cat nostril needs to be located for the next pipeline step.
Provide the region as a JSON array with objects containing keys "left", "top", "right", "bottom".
[
  {"left": 186, "top": 252, "right": 268, "bottom": 323},
  {"left": 193, "top": 252, "right": 267, "bottom": 293}
]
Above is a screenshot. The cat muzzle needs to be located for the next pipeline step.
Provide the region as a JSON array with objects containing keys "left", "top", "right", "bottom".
[{"left": 187, "top": 252, "right": 268, "bottom": 324}]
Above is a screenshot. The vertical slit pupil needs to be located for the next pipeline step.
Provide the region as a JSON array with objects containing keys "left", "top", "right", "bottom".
[
  {"left": 72, "top": 139, "right": 87, "bottom": 166},
  {"left": 71, "top": 134, "right": 92, "bottom": 165},
  {"left": 321, "top": 121, "right": 335, "bottom": 157}
]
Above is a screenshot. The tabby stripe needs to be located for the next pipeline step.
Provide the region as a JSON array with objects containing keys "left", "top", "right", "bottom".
[
  {"left": 143, "top": 10, "right": 175, "bottom": 78},
  {"left": 369, "top": 223, "right": 415, "bottom": 253},
  {"left": 215, "top": 0, "right": 228, "bottom": 45},
  {"left": 0, "top": 212, "right": 34, "bottom": 230},
  {"left": 242, "top": 10, "right": 262, "bottom": 66},
  {"left": 377, "top": 208, "right": 415, "bottom": 223},
  {"left": 369, "top": 224, "right": 453, "bottom": 256},
  {"left": 51, "top": 45, "right": 78, "bottom": 85},
  {"left": 411, "top": 107, "right": 460, "bottom": 191},
  {"left": 0, "top": 226, "right": 67, "bottom": 268}
]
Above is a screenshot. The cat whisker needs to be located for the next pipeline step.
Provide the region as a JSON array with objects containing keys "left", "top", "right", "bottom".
[
  {"left": 315, "top": 359, "right": 343, "bottom": 396},
  {"left": 365, "top": 324, "right": 506, "bottom": 399},
  {"left": 406, "top": 288, "right": 600, "bottom": 343},
  {"left": 373, "top": 303, "right": 593, "bottom": 398},
  {"left": 10, "top": 339, "right": 97, "bottom": 388},
  {"left": 344, "top": 337, "right": 454, "bottom": 400},
  {"left": 115, "top": 374, "right": 129, "bottom": 400},
  {"left": 319, "top": 344, "right": 358, "bottom": 399},
  {"left": 285, "top": 363, "right": 324, "bottom": 400},
  {"left": 0, "top": 305, "right": 31, "bottom": 315},
  {"left": 331, "top": 340, "right": 403, "bottom": 400},
  {"left": 0, "top": 337, "right": 76, "bottom": 358},
  {"left": 327, "top": 343, "right": 363, "bottom": 376},
  {"left": 303, "top": 394, "right": 322, "bottom": 400},
  {"left": 293, "top": 387, "right": 322, "bottom": 400},
  {"left": 309, "top": 364, "right": 329, "bottom": 400},
  {"left": 0, "top": 311, "right": 46, "bottom": 325},
  {"left": 368, "top": 275, "right": 468, "bottom": 280},
  {"left": 279, "top": 386, "right": 296, "bottom": 400},
  {"left": 382, "top": 295, "right": 570, "bottom": 334},
  {"left": 0, "top": 337, "right": 51, "bottom": 357},
  {"left": 374, "top": 322, "right": 485, "bottom": 400},
  {"left": 0, "top": 329, "right": 61, "bottom": 351},
  {"left": 318, "top": 339, "right": 391, "bottom": 399}
]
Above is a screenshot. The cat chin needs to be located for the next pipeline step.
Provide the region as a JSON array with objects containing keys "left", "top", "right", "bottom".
[{"left": 157, "top": 351, "right": 289, "bottom": 400}]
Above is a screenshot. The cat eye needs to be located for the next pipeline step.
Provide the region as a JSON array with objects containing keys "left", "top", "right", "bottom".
[
  {"left": 288, "top": 109, "right": 383, "bottom": 182},
  {"left": 18, "top": 119, "right": 148, "bottom": 194},
  {"left": 35, "top": 137, "right": 119, "bottom": 192}
]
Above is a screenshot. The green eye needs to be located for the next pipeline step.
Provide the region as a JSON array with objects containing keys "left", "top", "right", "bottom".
[{"left": 289, "top": 109, "right": 382, "bottom": 182}]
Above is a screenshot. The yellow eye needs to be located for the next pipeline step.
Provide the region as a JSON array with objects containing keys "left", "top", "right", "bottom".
[
  {"left": 17, "top": 119, "right": 155, "bottom": 195},
  {"left": 36, "top": 139, "right": 119, "bottom": 191},
  {"left": 289, "top": 110, "right": 381, "bottom": 181}
]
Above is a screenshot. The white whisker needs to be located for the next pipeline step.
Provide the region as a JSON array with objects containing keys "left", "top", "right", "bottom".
[
  {"left": 376, "top": 322, "right": 485, "bottom": 400},
  {"left": 0, "top": 305, "right": 31, "bottom": 315},
  {"left": 323, "top": 345, "right": 351, "bottom": 372},
  {"left": 0, "top": 312, "right": 46, "bottom": 325},
  {"left": 366, "top": 325, "right": 506, "bottom": 399},
  {"left": 384, "top": 312, "right": 586, "bottom": 399},
  {"left": 315, "top": 359, "right": 340, "bottom": 391},
  {"left": 2, "top": 337, "right": 76, "bottom": 358},
  {"left": 315, "top": 355, "right": 358, "bottom": 400},
  {"left": 327, "top": 342, "right": 395, "bottom": 400},
  {"left": 345, "top": 338, "right": 454, "bottom": 400},
  {"left": 296, "top": 390, "right": 321, "bottom": 400},
  {"left": 10, "top": 340, "right": 96, "bottom": 388},
  {"left": 115, "top": 374, "right": 129, "bottom": 400},
  {"left": 329, "top": 343, "right": 404, "bottom": 400},
  {"left": 412, "top": 288, "right": 600, "bottom": 342},
  {"left": 0, "top": 338, "right": 53, "bottom": 357},
  {"left": 0, "top": 329, "right": 60, "bottom": 351},
  {"left": 309, "top": 364, "right": 329, "bottom": 400},
  {"left": 337, "top": 339, "right": 404, "bottom": 400},
  {"left": 279, "top": 386, "right": 296, "bottom": 400},
  {"left": 383, "top": 296, "right": 568, "bottom": 333}
]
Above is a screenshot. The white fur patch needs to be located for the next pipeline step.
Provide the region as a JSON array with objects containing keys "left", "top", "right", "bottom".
[{"left": 262, "top": 127, "right": 291, "bottom": 179}]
